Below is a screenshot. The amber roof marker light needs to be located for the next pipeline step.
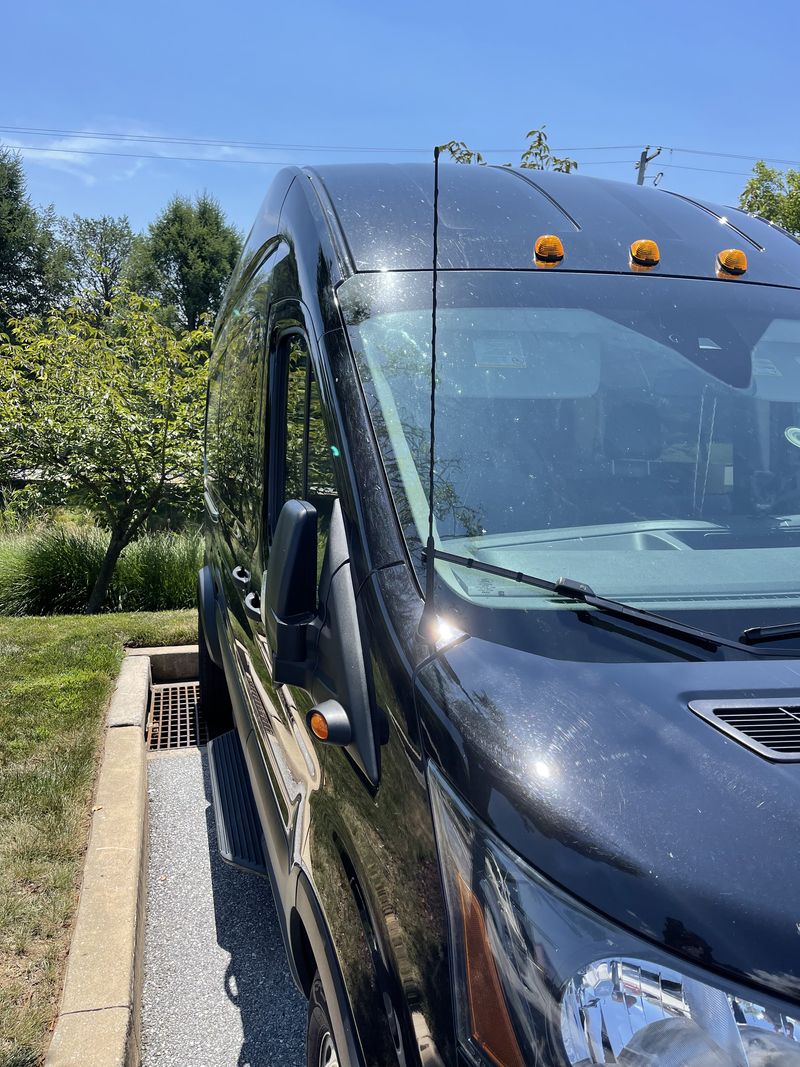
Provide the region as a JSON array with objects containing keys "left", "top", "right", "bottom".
[
  {"left": 630, "top": 238, "right": 660, "bottom": 271},
  {"left": 717, "top": 248, "right": 748, "bottom": 278},
  {"left": 534, "top": 234, "right": 564, "bottom": 268}
]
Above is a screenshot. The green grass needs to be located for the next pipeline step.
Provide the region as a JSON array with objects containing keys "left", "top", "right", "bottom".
[{"left": 0, "top": 610, "right": 196, "bottom": 1067}]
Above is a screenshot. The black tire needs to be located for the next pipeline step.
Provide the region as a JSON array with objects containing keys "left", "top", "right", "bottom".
[
  {"left": 307, "top": 972, "right": 342, "bottom": 1067},
  {"left": 197, "top": 605, "right": 233, "bottom": 739}
]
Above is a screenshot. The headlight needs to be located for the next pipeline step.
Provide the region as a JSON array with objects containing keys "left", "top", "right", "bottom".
[{"left": 428, "top": 764, "right": 800, "bottom": 1067}]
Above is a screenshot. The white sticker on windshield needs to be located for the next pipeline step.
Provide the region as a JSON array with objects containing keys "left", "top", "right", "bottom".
[{"left": 473, "top": 336, "right": 526, "bottom": 369}]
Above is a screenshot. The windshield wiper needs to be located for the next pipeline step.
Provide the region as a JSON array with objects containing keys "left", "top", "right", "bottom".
[
  {"left": 740, "top": 622, "right": 800, "bottom": 645},
  {"left": 425, "top": 547, "right": 774, "bottom": 657}
]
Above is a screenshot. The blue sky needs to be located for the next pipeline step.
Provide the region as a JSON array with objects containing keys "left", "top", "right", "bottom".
[{"left": 2, "top": 0, "right": 797, "bottom": 236}]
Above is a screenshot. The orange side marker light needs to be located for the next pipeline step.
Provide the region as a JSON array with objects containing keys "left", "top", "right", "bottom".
[
  {"left": 457, "top": 875, "right": 526, "bottom": 1067},
  {"left": 309, "top": 711, "right": 329, "bottom": 741}
]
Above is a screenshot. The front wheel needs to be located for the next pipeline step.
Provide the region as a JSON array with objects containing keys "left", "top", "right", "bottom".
[{"left": 307, "top": 972, "right": 341, "bottom": 1067}]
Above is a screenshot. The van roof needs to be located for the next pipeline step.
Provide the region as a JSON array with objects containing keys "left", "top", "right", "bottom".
[{"left": 305, "top": 163, "right": 800, "bottom": 287}]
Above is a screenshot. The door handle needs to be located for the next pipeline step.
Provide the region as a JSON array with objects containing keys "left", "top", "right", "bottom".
[
  {"left": 232, "top": 565, "right": 251, "bottom": 587},
  {"left": 244, "top": 591, "right": 262, "bottom": 622}
]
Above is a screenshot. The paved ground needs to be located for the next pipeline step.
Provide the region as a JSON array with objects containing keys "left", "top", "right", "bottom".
[{"left": 142, "top": 748, "right": 305, "bottom": 1067}]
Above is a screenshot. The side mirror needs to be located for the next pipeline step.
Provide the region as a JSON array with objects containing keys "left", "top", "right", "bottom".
[
  {"left": 263, "top": 499, "right": 317, "bottom": 685},
  {"left": 264, "top": 497, "right": 380, "bottom": 784}
]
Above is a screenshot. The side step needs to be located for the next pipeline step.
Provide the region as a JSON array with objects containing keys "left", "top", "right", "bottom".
[{"left": 207, "top": 729, "right": 268, "bottom": 876}]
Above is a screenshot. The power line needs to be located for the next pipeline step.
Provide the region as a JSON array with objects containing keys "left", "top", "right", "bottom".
[
  {"left": 2, "top": 124, "right": 799, "bottom": 168},
  {"left": 0, "top": 124, "right": 425, "bottom": 155},
  {"left": 659, "top": 162, "right": 755, "bottom": 178},
  {"left": 0, "top": 123, "right": 642, "bottom": 157},
  {"left": 2, "top": 143, "right": 298, "bottom": 166},
  {"left": 0, "top": 123, "right": 647, "bottom": 155},
  {"left": 1, "top": 141, "right": 766, "bottom": 180},
  {"left": 661, "top": 145, "right": 800, "bottom": 168},
  {"left": 549, "top": 145, "right": 642, "bottom": 152},
  {"left": 2, "top": 140, "right": 636, "bottom": 169}
]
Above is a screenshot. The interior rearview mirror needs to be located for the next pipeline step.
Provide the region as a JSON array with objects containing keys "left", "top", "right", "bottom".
[{"left": 263, "top": 499, "right": 317, "bottom": 685}]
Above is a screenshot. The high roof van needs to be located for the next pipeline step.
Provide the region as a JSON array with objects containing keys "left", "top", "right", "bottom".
[{"left": 200, "top": 162, "right": 800, "bottom": 1067}]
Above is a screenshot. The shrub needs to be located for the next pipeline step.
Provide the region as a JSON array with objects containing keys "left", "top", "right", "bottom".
[
  {"left": 0, "top": 532, "right": 31, "bottom": 615},
  {"left": 0, "top": 525, "right": 107, "bottom": 615},
  {"left": 114, "top": 531, "right": 202, "bottom": 612},
  {"left": 0, "top": 523, "right": 201, "bottom": 615}
]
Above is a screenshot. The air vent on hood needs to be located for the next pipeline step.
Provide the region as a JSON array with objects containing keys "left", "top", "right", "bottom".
[{"left": 689, "top": 698, "right": 800, "bottom": 762}]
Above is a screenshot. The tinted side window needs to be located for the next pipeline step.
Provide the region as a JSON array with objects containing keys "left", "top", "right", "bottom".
[
  {"left": 307, "top": 371, "right": 338, "bottom": 574},
  {"left": 218, "top": 313, "right": 263, "bottom": 524},
  {"left": 279, "top": 335, "right": 338, "bottom": 573},
  {"left": 283, "top": 336, "right": 307, "bottom": 502},
  {"left": 205, "top": 338, "right": 226, "bottom": 486},
  {"left": 214, "top": 243, "right": 286, "bottom": 529}
]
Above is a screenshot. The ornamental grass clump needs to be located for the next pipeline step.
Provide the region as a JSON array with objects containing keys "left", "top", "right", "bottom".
[
  {"left": 0, "top": 524, "right": 200, "bottom": 615},
  {"left": 15, "top": 525, "right": 108, "bottom": 615},
  {"left": 0, "top": 532, "right": 30, "bottom": 615},
  {"left": 114, "top": 530, "right": 202, "bottom": 612}
]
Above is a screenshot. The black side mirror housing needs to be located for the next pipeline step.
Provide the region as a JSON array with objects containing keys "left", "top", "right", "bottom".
[
  {"left": 263, "top": 499, "right": 317, "bottom": 685},
  {"left": 263, "top": 497, "right": 380, "bottom": 784}
]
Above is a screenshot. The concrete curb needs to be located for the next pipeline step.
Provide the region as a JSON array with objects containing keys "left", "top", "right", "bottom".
[
  {"left": 107, "top": 657, "right": 151, "bottom": 729},
  {"left": 45, "top": 644, "right": 197, "bottom": 1067},
  {"left": 127, "top": 644, "right": 198, "bottom": 683}
]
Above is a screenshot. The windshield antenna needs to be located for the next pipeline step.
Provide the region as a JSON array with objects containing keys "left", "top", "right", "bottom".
[{"left": 418, "top": 145, "right": 441, "bottom": 642}]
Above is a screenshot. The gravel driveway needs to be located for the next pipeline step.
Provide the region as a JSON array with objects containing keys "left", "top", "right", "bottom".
[{"left": 142, "top": 748, "right": 305, "bottom": 1067}]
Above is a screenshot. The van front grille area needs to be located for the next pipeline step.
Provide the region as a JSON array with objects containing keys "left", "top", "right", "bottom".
[{"left": 689, "top": 698, "right": 800, "bottom": 761}]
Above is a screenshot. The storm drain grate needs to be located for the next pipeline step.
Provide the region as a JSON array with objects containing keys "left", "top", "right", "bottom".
[{"left": 146, "top": 682, "right": 207, "bottom": 751}]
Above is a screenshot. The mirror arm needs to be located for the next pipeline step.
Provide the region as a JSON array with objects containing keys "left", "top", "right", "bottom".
[{"left": 265, "top": 609, "right": 318, "bottom": 687}]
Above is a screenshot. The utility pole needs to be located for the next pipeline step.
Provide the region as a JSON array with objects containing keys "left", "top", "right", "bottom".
[{"left": 636, "top": 146, "right": 662, "bottom": 185}]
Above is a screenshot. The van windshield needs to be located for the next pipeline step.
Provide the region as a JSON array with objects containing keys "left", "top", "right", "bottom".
[{"left": 341, "top": 271, "right": 800, "bottom": 612}]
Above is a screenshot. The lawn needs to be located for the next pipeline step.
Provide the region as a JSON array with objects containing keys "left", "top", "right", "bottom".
[{"left": 0, "top": 610, "right": 196, "bottom": 1067}]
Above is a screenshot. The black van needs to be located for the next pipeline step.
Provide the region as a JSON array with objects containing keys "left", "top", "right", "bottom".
[{"left": 199, "top": 162, "right": 800, "bottom": 1067}]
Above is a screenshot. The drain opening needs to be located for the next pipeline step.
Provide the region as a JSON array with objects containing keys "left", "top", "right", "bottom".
[{"left": 146, "top": 682, "right": 207, "bottom": 751}]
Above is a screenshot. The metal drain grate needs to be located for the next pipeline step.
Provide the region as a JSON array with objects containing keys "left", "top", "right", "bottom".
[{"left": 146, "top": 682, "right": 207, "bottom": 751}]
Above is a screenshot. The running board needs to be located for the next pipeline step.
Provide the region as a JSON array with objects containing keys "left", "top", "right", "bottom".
[{"left": 207, "top": 729, "right": 268, "bottom": 876}]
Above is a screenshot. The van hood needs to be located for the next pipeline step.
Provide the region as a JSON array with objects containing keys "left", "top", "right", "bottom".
[{"left": 416, "top": 639, "right": 800, "bottom": 1003}]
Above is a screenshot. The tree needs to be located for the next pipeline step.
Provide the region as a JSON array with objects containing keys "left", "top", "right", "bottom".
[
  {"left": 739, "top": 161, "right": 800, "bottom": 236},
  {"left": 129, "top": 193, "right": 241, "bottom": 330},
  {"left": 0, "top": 148, "right": 69, "bottom": 330},
  {"left": 59, "top": 214, "right": 134, "bottom": 317},
  {"left": 439, "top": 126, "right": 578, "bottom": 173},
  {"left": 0, "top": 288, "right": 210, "bottom": 612}
]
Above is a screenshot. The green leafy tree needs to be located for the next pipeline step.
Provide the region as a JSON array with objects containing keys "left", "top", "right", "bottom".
[
  {"left": 438, "top": 140, "right": 487, "bottom": 165},
  {"left": 739, "top": 161, "right": 800, "bottom": 236},
  {"left": 439, "top": 126, "right": 577, "bottom": 173},
  {"left": 129, "top": 193, "right": 242, "bottom": 330},
  {"left": 0, "top": 288, "right": 210, "bottom": 612},
  {"left": 0, "top": 148, "right": 69, "bottom": 330},
  {"left": 59, "top": 213, "right": 134, "bottom": 316}
]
